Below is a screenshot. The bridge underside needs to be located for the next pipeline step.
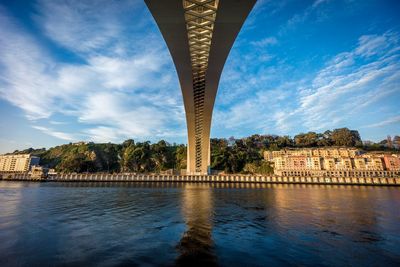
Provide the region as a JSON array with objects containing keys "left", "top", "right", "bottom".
[{"left": 145, "top": 0, "right": 256, "bottom": 174}]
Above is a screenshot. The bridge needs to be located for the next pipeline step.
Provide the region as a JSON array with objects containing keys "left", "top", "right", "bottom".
[{"left": 145, "top": 0, "right": 257, "bottom": 174}]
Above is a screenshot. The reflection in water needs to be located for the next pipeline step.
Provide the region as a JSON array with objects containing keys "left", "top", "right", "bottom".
[
  {"left": 272, "top": 185, "right": 383, "bottom": 243},
  {"left": 176, "top": 184, "right": 217, "bottom": 266},
  {"left": 0, "top": 182, "right": 399, "bottom": 266}
]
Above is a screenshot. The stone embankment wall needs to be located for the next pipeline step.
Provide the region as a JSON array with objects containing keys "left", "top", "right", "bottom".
[{"left": 1, "top": 173, "right": 399, "bottom": 186}]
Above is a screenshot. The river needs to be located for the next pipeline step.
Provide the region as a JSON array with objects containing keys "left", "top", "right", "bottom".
[{"left": 0, "top": 181, "right": 399, "bottom": 266}]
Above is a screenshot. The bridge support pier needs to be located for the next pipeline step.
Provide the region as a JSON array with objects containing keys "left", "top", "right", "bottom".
[{"left": 145, "top": 0, "right": 257, "bottom": 175}]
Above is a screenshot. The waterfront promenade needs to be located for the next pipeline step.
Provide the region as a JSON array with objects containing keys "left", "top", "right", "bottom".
[{"left": 1, "top": 173, "right": 399, "bottom": 186}]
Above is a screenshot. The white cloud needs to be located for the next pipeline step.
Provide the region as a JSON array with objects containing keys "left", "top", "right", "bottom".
[
  {"left": 86, "top": 55, "right": 170, "bottom": 90},
  {"left": 312, "top": 0, "right": 330, "bottom": 8},
  {"left": 0, "top": 3, "right": 185, "bottom": 143},
  {"left": 251, "top": 37, "right": 278, "bottom": 47},
  {"left": 0, "top": 21, "right": 56, "bottom": 119},
  {"left": 32, "top": 126, "right": 76, "bottom": 141},
  {"left": 363, "top": 116, "right": 400, "bottom": 128},
  {"left": 295, "top": 32, "right": 400, "bottom": 130},
  {"left": 213, "top": 84, "right": 296, "bottom": 135},
  {"left": 355, "top": 34, "right": 389, "bottom": 57},
  {"left": 78, "top": 92, "right": 180, "bottom": 142},
  {"left": 1, "top": 1, "right": 399, "bottom": 147},
  {"left": 34, "top": 0, "right": 140, "bottom": 55},
  {"left": 214, "top": 31, "right": 400, "bottom": 137},
  {"left": 279, "top": 0, "right": 331, "bottom": 34}
]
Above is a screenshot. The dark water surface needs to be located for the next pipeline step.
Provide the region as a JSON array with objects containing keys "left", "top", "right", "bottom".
[{"left": 0, "top": 181, "right": 399, "bottom": 266}]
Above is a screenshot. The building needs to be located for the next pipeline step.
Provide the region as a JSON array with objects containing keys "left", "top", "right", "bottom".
[
  {"left": 145, "top": 0, "right": 256, "bottom": 174},
  {"left": 48, "top": 169, "right": 57, "bottom": 175},
  {"left": 0, "top": 154, "right": 40, "bottom": 172},
  {"left": 353, "top": 157, "right": 367, "bottom": 170},
  {"left": 274, "top": 157, "right": 287, "bottom": 170},
  {"left": 287, "top": 156, "right": 307, "bottom": 170},
  {"left": 264, "top": 148, "right": 360, "bottom": 161},
  {"left": 365, "top": 157, "right": 384, "bottom": 170},
  {"left": 264, "top": 151, "right": 273, "bottom": 162},
  {"left": 306, "top": 157, "right": 322, "bottom": 170},
  {"left": 29, "top": 166, "right": 48, "bottom": 179},
  {"left": 270, "top": 149, "right": 399, "bottom": 178},
  {"left": 383, "top": 155, "right": 400, "bottom": 171},
  {"left": 336, "top": 158, "right": 353, "bottom": 170},
  {"left": 323, "top": 158, "right": 336, "bottom": 170}
]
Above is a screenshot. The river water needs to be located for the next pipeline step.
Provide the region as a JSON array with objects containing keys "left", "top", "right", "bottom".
[{"left": 0, "top": 181, "right": 399, "bottom": 266}]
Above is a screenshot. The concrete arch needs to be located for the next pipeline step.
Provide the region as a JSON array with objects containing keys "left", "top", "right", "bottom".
[{"left": 145, "top": 0, "right": 257, "bottom": 174}]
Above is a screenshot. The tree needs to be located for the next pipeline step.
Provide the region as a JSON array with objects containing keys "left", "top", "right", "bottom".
[
  {"left": 394, "top": 136, "right": 400, "bottom": 149},
  {"left": 8, "top": 127, "right": 391, "bottom": 174},
  {"left": 243, "top": 161, "right": 273, "bottom": 174},
  {"left": 294, "top": 132, "right": 319, "bottom": 147},
  {"left": 121, "top": 143, "right": 137, "bottom": 172},
  {"left": 276, "top": 135, "right": 294, "bottom": 148},
  {"left": 210, "top": 138, "right": 229, "bottom": 170},
  {"left": 151, "top": 140, "right": 174, "bottom": 171},
  {"left": 317, "top": 130, "right": 332, "bottom": 146},
  {"left": 387, "top": 135, "right": 393, "bottom": 149},
  {"left": 58, "top": 153, "right": 95, "bottom": 173},
  {"left": 122, "top": 139, "right": 135, "bottom": 148},
  {"left": 175, "top": 145, "right": 187, "bottom": 170},
  {"left": 331, "top": 128, "right": 362, "bottom": 147}
]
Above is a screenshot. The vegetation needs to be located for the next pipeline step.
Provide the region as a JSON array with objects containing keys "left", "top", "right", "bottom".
[{"left": 8, "top": 128, "right": 399, "bottom": 174}]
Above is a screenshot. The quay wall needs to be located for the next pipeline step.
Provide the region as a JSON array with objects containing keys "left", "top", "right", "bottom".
[{"left": 1, "top": 173, "right": 399, "bottom": 186}]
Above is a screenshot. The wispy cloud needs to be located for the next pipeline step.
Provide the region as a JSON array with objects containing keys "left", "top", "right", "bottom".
[
  {"left": 295, "top": 31, "right": 400, "bottom": 130},
  {"left": 251, "top": 36, "right": 278, "bottom": 47},
  {"left": 312, "top": 0, "right": 330, "bottom": 9},
  {"left": 0, "top": 0, "right": 399, "bottom": 149},
  {"left": 0, "top": 2, "right": 184, "bottom": 143},
  {"left": 34, "top": 0, "right": 142, "bottom": 55},
  {"left": 279, "top": 0, "right": 330, "bottom": 34},
  {"left": 214, "top": 31, "right": 400, "bottom": 136},
  {"left": 32, "top": 126, "right": 76, "bottom": 141},
  {"left": 363, "top": 116, "right": 400, "bottom": 128}
]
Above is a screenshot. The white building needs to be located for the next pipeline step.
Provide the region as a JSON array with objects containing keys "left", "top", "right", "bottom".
[{"left": 0, "top": 154, "right": 40, "bottom": 172}]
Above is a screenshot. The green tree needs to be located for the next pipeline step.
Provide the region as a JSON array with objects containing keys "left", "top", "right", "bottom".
[
  {"left": 151, "top": 140, "right": 175, "bottom": 171},
  {"left": 331, "top": 128, "right": 362, "bottom": 147},
  {"left": 174, "top": 145, "right": 187, "bottom": 170},
  {"left": 294, "top": 132, "right": 319, "bottom": 147},
  {"left": 58, "top": 152, "right": 95, "bottom": 173}
]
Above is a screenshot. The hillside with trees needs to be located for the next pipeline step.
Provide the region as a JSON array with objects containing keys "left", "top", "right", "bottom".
[{"left": 8, "top": 128, "right": 399, "bottom": 174}]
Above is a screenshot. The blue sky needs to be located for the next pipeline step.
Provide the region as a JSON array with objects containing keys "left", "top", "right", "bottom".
[{"left": 0, "top": 0, "right": 399, "bottom": 153}]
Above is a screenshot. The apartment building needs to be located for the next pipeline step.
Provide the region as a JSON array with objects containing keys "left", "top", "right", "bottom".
[
  {"left": 264, "top": 148, "right": 360, "bottom": 161},
  {"left": 383, "top": 155, "right": 400, "bottom": 171},
  {"left": 0, "top": 154, "right": 40, "bottom": 172},
  {"left": 269, "top": 149, "right": 399, "bottom": 178}
]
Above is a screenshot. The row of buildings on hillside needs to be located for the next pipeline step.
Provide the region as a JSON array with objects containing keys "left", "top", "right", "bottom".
[{"left": 264, "top": 148, "right": 400, "bottom": 178}]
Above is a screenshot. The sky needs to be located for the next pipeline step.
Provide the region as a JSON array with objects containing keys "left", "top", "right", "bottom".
[{"left": 0, "top": 0, "right": 399, "bottom": 153}]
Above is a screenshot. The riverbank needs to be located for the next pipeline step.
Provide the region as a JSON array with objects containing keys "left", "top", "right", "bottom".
[{"left": 1, "top": 173, "right": 399, "bottom": 186}]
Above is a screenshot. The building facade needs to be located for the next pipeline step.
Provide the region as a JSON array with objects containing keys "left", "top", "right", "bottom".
[
  {"left": 0, "top": 154, "right": 40, "bottom": 172},
  {"left": 383, "top": 155, "right": 400, "bottom": 171},
  {"left": 268, "top": 148, "right": 400, "bottom": 178},
  {"left": 264, "top": 148, "right": 360, "bottom": 161}
]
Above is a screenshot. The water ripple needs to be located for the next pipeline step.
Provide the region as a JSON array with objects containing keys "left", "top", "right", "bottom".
[{"left": 0, "top": 181, "right": 399, "bottom": 266}]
